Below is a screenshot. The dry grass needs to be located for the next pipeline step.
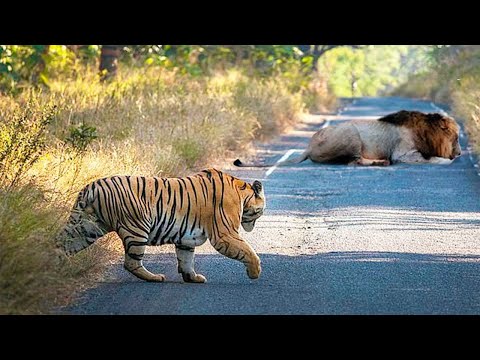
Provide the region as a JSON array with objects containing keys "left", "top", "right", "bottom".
[
  {"left": 0, "top": 65, "right": 326, "bottom": 314},
  {"left": 391, "top": 72, "right": 442, "bottom": 102},
  {"left": 451, "top": 84, "right": 480, "bottom": 154},
  {"left": 0, "top": 185, "right": 120, "bottom": 314}
]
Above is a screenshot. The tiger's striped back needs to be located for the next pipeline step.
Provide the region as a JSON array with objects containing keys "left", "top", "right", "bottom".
[{"left": 58, "top": 168, "right": 265, "bottom": 282}]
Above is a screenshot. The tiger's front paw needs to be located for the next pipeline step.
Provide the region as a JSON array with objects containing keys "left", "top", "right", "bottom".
[
  {"left": 146, "top": 274, "right": 166, "bottom": 282},
  {"left": 246, "top": 260, "right": 261, "bottom": 279},
  {"left": 182, "top": 273, "right": 207, "bottom": 283}
]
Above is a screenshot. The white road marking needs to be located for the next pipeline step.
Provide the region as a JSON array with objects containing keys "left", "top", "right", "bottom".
[
  {"left": 430, "top": 102, "right": 480, "bottom": 175},
  {"left": 265, "top": 149, "right": 300, "bottom": 177},
  {"left": 265, "top": 120, "right": 331, "bottom": 177}
]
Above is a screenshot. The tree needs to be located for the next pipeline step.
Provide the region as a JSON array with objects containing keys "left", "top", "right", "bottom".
[
  {"left": 316, "top": 45, "right": 431, "bottom": 97},
  {"left": 31, "top": 45, "right": 50, "bottom": 84},
  {"left": 298, "top": 45, "right": 364, "bottom": 71},
  {"left": 99, "top": 45, "right": 121, "bottom": 80}
]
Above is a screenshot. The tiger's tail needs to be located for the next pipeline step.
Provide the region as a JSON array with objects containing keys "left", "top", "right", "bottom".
[
  {"left": 55, "top": 186, "right": 108, "bottom": 256},
  {"left": 233, "top": 151, "right": 309, "bottom": 168}
]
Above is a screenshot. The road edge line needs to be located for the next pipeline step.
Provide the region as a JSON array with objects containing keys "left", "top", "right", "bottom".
[
  {"left": 265, "top": 149, "right": 299, "bottom": 177},
  {"left": 264, "top": 97, "right": 353, "bottom": 178},
  {"left": 265, "top": 120, "right": 331, "bottom": 178}
]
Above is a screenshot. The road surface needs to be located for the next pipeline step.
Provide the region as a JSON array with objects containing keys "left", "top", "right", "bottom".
[{"left": 64, "top": 97, "right": 480, "bottom": 315}]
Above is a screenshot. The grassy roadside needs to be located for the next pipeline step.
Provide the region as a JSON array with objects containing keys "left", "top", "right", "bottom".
[{"left": 0, "top": 66, "right": 334, "bottom": 314}]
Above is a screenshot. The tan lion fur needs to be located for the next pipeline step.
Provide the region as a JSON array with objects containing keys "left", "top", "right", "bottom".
[{"left": 235, "top": 110, "right": 462, "bottom": 167}]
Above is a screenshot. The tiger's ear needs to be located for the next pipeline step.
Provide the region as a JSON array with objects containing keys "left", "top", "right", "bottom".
[{"left": 252, "top": 180, "right": 263, "bottom": 197}]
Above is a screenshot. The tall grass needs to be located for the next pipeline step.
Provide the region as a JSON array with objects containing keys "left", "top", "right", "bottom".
[
  {"left": 0, "top": 65, "right": 327, "bottom": 314},
  {"left": 451, "top": 83, "right": 480, "bottom": 153}
]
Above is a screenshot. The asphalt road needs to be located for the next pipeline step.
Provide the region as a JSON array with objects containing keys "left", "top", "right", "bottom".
[{"left": 64, "top": 97, "right": 480, "bottom": 315}]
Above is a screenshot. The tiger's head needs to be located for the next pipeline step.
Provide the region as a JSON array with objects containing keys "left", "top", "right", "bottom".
[{"left": 241, "top": 180, "right": 266, "bottom": 232}]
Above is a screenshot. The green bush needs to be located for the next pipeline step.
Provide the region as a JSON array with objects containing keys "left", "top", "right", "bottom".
[
  {"left": 0, "top": 103, "right": 56, "bottom": 188},
  {"left": 65, "top": 124, "right": 98, "bottom": 152},
  {"left": 0, "top": 64, "right": 318, "bottom": 314}
]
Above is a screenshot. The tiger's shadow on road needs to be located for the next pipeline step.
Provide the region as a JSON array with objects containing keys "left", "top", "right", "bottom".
[
  {"left": 65, "top": 251, "right": 480, "bottom": 314},
  {"left": 98, "top": 250, "right": 480, "bottom": 286}
]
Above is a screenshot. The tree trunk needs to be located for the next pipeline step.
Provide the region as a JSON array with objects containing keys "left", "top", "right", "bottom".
[
  {"left": 312, "top": 46, "right": 321, "bottom": 72},
  {"left": 32, "top": 45, "right": 50, "bottom": 85},
  {"left": 297, "top": 45, "right": 333, "bottom": 72},
  {"left": 66, "top": 45, "right": 80, "bottom": 54},
  {"left": 99, "top": 45, "right": 121, "bottom": 81}
]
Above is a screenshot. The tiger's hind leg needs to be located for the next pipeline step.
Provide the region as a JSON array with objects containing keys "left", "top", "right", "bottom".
[
  {"left": 175, "top": 245, "right": 206, "bottom": 283},
  {"left": 118, "top": 228, "right": 165, "bottom": 282},
  {"left": 210, "top": 234, "right": 261, "bottom": 279}
]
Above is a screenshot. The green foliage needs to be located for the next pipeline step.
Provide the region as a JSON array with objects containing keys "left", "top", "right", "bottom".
[
  {"left": 318, "top": 45, "right": 432, "bottom": 97},
  {"left": 0, "top": 55, "right": 326, "bottom": 314},
  {"left": 65, "top": 124, "right": 98, "bottom": 152},
  {"left": 394, "top": 46, "right": 480, "bottom": 103},
  {"left": 0, "top": 45, "right": 16, "bottom": 89},
  {"left": 172, "top": 139, "right": 203, "bottom": 168},
  {"left": 2, "top": 45, "right": 317, "bottom": 92},
  {"left": 2, "top": 45, "right": 431, "bottom": 98},
  {"left": 0, "top": 183, "right": 111, "bottom": 314},
  {"left": 0, "top": 185, "right": 60, "bottom": 314},
  {"left": 118, "top": 45, "right": 316, "bottom": 77},
  {"left": 6, "top": 44, "right": 418, "bottom": 96},
  {"left": 393, "top": 45, "right": 480, "bottom": 154},
  {"left": 77, "top": 45, "right": 101, "bottom": 61},
  {"left": 0, "top": 103, "right": 56, "bottom": 188},
  {"left": 0, "top": 45, "right": 80, "bottom": 92},
  {"left": 0, "top": 45, "right": 48, "bottom": 92},
  {"left": 44, "top": 45, "right": 76, "bottom": 77},
  {"left": 232, "top": 74, "right": 304, "bottom": 138}
]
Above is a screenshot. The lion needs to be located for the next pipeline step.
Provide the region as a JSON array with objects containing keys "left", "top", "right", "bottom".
[{"left": 234, "top": 110, "right": 462, "bottom": 167}]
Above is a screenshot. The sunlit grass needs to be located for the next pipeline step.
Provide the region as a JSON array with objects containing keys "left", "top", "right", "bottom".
[
  {"left": 451, "top": 82, "right": 480, "bottom": 154},
  {"left": 0, "top": 65, "right": 322, "bottom": 314}
]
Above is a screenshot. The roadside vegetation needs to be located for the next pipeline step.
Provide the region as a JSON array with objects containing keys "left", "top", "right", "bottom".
[
  {"left": 0, "top": 45, "right": 430, "bottom": 314},
  {"left": 0, "top": 45, "right": 332, "bottom": 314},
  {"left": 393, "top": 45, "right": 480, "bottom": 154},
  {"left": 317, "top": 45, "right": 431, "bottom": 97}
]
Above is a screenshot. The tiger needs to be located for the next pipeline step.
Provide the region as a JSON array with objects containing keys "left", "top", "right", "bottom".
[{"left": 56, "top": 168, "right": 265, "bottom": 283}]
